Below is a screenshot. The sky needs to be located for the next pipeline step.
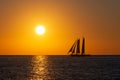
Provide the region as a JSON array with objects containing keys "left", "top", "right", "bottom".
[{"left": 0, "top": 0, "right": 120, "bottom": 55}]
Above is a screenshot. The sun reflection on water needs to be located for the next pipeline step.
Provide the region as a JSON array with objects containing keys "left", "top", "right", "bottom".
[{"left": 30, "top": 56, "right": 50, "bottom": 80}]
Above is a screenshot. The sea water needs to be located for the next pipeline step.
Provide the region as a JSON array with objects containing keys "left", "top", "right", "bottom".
[{"left": 0, "top": 55, "right": 120, "bottom": 80}]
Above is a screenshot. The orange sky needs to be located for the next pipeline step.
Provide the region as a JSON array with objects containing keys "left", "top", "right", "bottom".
[{"left": 0, "top": 0, "right": 120, "bottom": 55}]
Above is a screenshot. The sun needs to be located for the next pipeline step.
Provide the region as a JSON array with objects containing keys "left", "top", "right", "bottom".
[{"left": 36, "top": 25, "right": 45, "bottom": 35}]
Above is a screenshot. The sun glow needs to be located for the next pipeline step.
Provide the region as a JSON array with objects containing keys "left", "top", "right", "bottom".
[{"left": 36, "top": 25, "right": 45, "bottom": 35}]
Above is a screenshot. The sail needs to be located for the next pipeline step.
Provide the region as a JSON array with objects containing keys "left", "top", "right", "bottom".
[
  {"left": 68, "top": 37, "right": 87, "bottom": 56},
  {"left": 76, "top": 39, "right": 80, "bottom": 54},
  {"left": 68, "top": 38, "right": 81, "bottom": 55},
  {"left": 72, "top": 44, "right": 76, "bottom": 53},
  {"left": 81, "top": 38, "right": 85, "bottom": 55},
  {"left": 68, "top": 39, "right": 77, "bottom": 54}
]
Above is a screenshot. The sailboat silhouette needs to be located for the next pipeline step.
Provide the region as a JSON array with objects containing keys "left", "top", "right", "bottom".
[{"left": 68, "top": 37, "right": 90, "bottom": 56}]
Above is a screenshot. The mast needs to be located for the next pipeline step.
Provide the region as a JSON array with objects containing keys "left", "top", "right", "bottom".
[
  {"left": 81, "top": 37, "right": 85, "bottom": 55},
  {"left": 76, "top": 39, "right": 80, "bottom": 55}
]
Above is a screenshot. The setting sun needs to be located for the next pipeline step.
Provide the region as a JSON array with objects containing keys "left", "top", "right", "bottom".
[{"left": 36, "top": 25, "right": 45, "bottom": 35}]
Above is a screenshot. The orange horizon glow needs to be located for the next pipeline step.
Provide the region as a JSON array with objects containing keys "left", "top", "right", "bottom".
[{"left": 0, "top": 0, "right": 120, "bottom": 55}]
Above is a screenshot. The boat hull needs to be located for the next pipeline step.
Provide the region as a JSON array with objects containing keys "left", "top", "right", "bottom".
[{"left": 70, "top": 55, "right": 90, "bottom": 57}]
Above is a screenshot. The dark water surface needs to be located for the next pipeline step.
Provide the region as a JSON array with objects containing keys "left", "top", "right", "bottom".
[{"left": 0, "top": 55, "right": 120, "bottom": 80}]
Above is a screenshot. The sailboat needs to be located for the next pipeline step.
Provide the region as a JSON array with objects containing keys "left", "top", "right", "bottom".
[{"left": 68, "top": 37, "right": 90, "bottom": 56}]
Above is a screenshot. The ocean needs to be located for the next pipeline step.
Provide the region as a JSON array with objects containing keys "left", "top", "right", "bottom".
[{"left": 0, "top": 55, "right": 120, "bottom": 80}]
